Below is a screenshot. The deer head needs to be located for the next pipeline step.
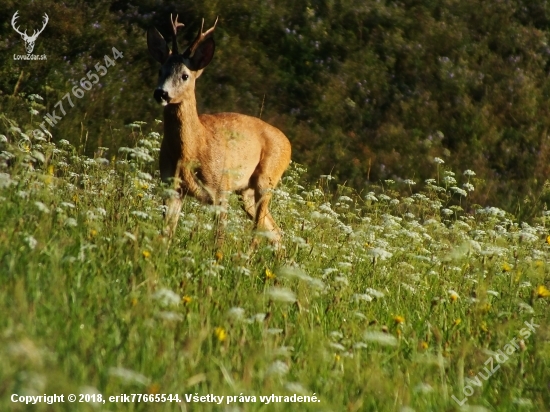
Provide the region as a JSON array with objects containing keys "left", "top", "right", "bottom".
[
  {"left": 11, "top": 11, "right": 49, "bottom": 54},
  {"left": 147, "top": 14, "right": 218, "bottom": 106}
]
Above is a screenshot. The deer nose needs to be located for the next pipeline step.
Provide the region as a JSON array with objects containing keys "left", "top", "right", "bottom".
[{"left": 154, "top": 89, "right": 170, "bottom": 103}]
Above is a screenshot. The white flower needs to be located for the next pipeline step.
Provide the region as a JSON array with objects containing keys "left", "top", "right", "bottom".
[
  {"left": 156, "top": 311, "right": 183, "bottom": 321},
  {"left": 365, "top": 192, "right": 378, "bottom": 202},
  {"left": 443, "top": 175, "right": 457, "bottom": 185},
  {"left": 131, "top": 211, "right": 150, "bottom": 219},
  {"left": 414, "top": 383, "right": 434, "bottom": 393},
  {"left": 24, "top": 235, "right": 38, "bottom": 250},
  {"left": 329, "top": 342, "right": 346, "bottom": 351},
  {"left": 434, "top": 157, "right": 445, "bottom": 164},
  {"left": 329, "top": 331, "right": 344, "bottom": 340},
  {"left": 274, "top": 346, "right": 294, "bottom": 356},
  {"left": 353, "top": 293, "right": 373, "bottom": 302},
  {"left": 266, "top": 360, "right": 289, "bottom": 377},
  {"left": 450, "top": 186, "right": 467, "bottom": 197},
  {"left": 34, "top": 201, "right": 50, "bottom": 213},
  {"left": 267, "top": 287, "right": 296, "bottom": 303},
  {"left": 124, "top": 232, "right": 136, "bottom": 241},
  {"left": 368, "top": 247, "right": 393, "bottom": 260},
  {"left": 277, "top": 266, "right": 311, "bottom": 281},
  {"left": 365, "top": 288, "right": 385, "bottom": 298},
  {"left": 463, "top": 182, "right": 475, "bottom": 192},
  {"left": 363, "top": 331, "right": 398, "bottom": 346},
  {"left": 284, "top": 382, "right": 309, "bottom": 395},
  {"left": 108, "top": 367, "right": 150, "bottom": 386},
  {"left": 227, "top": 307, "right": 245, "bottom": 321},
  {"left": 403, "top": 179, "right": 416, "bottom": 185},
  {"left": 64, "top": 217, "right": 78, "bottom": 227},
  {"left": 463, "top": 169, "right": 476, "bottom": 176},
  {"left": 152, "top": 288, "right": 180, "bottom": 306}
]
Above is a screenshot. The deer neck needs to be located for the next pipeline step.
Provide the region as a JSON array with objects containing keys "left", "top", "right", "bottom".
[{"left": 163, "top": 92, "right": 207, "bottom": 155}]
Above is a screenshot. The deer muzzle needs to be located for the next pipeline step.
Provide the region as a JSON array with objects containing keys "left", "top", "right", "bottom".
[{"left": 154, "top": 88, "right": 170, "bottom": 104}]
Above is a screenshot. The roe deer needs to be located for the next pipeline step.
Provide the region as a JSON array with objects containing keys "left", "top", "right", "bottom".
[{"left": 147, "top": 15, "right": 292, "bottom": 247}]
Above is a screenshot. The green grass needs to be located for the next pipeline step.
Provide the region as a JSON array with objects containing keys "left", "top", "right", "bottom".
[{"left": 0, "top": 120, "right": 549, "bottom": 412}]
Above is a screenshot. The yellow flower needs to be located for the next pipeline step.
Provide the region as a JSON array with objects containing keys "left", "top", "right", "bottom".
[
  {"left": 535, "top": 260, "right": 544, "bottom": 268},
  {"left": 148, "top": 383, "right": 160, "bottom": 394},
  {"left": 420, "top": 341, "right": 429, "bottom": 350},
  {"left": 89, "top": 229, "right": 98, "bottom": 238},
  {"left": 334, "top": 354, "right": 341, "bottom": 362},
  {"left": 449, "top": 290, "right": 459, "bottom": 302},
  {"left": 142, "top": 250, "right": 151, "bottom": 259},
  {"left": 480, "top": 321, "right": 488, "bottom": 332},
  {"left": 546, "top": 235, "right": 550, "bottom": 245},
  {"left": 182, "top": 295, "right": 192, "bottom": 304},
  {"left": 131, "top": 297, "right": 138, "bottom": 306},
  {"left": 502, "top": 262, "right": 512, "bottom": 272},
  {"left": 481, "top": 302, "right": 491, "bottom": 313},
  {"left": 47, "top": 165, "right": 55, "bottom": 175},
  {"left": 215, "top": 251, "right": 223, "bottom": 262},
  {"left": 214, "top": 327, "right": 227, "bottom": 342},
  {"left": 536, "top": 285, "right": 550, "bottom": 298},
  {"left": 306, "top": 201, "right": 315, "bottom": 209},
  {"left": 393, "top": 315, "right": 405, "bottom": 325},
  {"left": 72, "top": 194, "right": 79, "bottom": 204},
  {"left": 265, "top": 268, "right": 276, "bottom": 279},
  {"left": 453, "top": 318, "right": 461, "bottom": 326}
]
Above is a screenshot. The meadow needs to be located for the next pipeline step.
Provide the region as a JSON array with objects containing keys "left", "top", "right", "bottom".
[{"left": 0, "top": 105, "right": 549, "bottom": 411}]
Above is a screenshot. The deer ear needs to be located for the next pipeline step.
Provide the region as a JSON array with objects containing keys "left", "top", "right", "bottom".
[
  {"left": 188, "top": 37, "right": 215, "bottom": 71},
  {"left": 147, "top": 28, "right": 170, "bottom": 64}
]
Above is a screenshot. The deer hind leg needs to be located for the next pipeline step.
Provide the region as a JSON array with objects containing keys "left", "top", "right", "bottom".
[
  {"left": 238, "top": 188, "right": 256, "bottom": 221},
  {"left": 253, "top": 175, "right": 283, "bottom": 245},
  {"left": 214, "top": 190, "right": 230, "bottom": 248}
]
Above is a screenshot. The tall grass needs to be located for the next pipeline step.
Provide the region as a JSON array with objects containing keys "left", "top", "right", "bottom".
[{"left": 0, "top": 110, "right": 549, "bottom": 412}]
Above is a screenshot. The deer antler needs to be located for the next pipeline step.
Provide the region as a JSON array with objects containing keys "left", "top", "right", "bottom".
[
  {"left": 185, "top": 17, "right": 219, "bottom": 58},
  {"left": 28, "top": 13, "right": 49, "bottom": 41},
  {"left": 11, "top": 11, "right": 48, "bottom": 41},
  {"left": 170, "top": 13, "right": 185, "bottom": 54},
  {"left": 11, "top": 11, "right": 28, "bottom": 38}
]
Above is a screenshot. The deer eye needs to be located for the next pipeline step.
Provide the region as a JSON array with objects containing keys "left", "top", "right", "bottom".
[{"left": 182, "top": 74, "right": 189, "bottom": 81}]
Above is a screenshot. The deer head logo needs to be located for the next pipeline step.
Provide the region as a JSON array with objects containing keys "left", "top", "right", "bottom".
[{"left": 11, "top": 11, "right": 49, "bottom": 54}]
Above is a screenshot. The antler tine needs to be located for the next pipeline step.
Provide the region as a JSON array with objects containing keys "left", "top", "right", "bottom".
[
  {"left": 170, "top": 13, "right": 185, "bottom": 54},
  {"left": 187, "top": 16, "right": 218, "bottom": 57},
  {"left": 30, "top": 13, "right": 49, "bottom": 40},
  {"left": 11, "top": 11, "right": 27, "bottom": 37}
]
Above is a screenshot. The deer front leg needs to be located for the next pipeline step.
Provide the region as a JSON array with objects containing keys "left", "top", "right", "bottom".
[{"left": 163, "top": 193, "right": 183, "bottom": 238}]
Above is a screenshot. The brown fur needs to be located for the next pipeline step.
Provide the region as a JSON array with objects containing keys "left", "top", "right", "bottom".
[{"left": 148, "top": 18, "right": 291, "bottom": 246}]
